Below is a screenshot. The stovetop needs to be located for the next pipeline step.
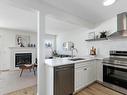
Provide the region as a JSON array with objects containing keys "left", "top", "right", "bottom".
[{"left": 103, "top": 57, "right": 127, "bottom": 66}]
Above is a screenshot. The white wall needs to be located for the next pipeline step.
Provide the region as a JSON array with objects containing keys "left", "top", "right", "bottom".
[
  {"left": 44, "top": 34, "right": 56, "bottom": 58},
  {"left": 0, "top": 28, "right": 56, "bottom": 70},
  {"left": 56, "top": 28, "right": 90, "bottom": 56},
  {"left": 56, "top": 16, "right": 127, "bottom": 57},
  {"left": 0, "top": 28, "right": 37, "bottom": 70}
]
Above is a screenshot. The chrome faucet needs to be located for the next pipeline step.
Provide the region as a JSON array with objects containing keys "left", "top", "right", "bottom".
[{"left": 71, "top": 47, "right": 78, "bottom": 58}]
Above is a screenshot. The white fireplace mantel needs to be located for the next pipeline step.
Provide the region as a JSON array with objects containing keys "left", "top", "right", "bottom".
[
  {"left": 9, "top": 47, "right": 37, "bottom": 70},
  {"left": 9, "top": 47, "right": 36, "bottom": 49}
]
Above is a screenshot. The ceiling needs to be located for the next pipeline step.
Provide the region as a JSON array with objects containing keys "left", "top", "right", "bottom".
[
  {"left": 0, "top": 4, "right": 83, "bottom": 33},
  {"left": 0, "top": 4, "right": 37, "bottom": 32},
  {"left": 41, "top": 0, "right": 127, "bottom": 24},
  {"left": 46, "top": 16, "right": 84, "bottom": 34},
  {"left": 1, "top": 0, "right": 127, "bottom": 33}
]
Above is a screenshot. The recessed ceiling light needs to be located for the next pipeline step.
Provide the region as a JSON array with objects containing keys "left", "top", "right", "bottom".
[{"left": 103, "top": 0, "right": 116, "bottom": 6}]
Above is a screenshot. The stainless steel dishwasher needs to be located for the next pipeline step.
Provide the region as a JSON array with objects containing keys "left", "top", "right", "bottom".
[{"left": 54, "top": 64, "right": 74, "bottom": 95}]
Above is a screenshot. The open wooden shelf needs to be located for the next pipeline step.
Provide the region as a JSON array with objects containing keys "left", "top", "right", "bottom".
[{"left": 85, "top": 38, "right": 108, "bottom": 41}]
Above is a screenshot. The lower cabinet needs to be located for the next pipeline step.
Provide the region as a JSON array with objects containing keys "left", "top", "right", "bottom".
[
  {"left": 96, "top": 59, "right": 103, "bottom": 82},
  {"left": 75, "top": 60, "right": 96, "bottom": 92},
  {"left": 87, "top": 61, "right": 97, "bottom": 84},
  {"left": 46, "top": 59, "right": 101, "bottom": 95},
  {"left": 75, "top": 66, "right": 88, "bottom": 91}
]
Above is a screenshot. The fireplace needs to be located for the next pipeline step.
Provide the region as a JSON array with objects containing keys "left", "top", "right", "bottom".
[{"left": 15, "top": 53, "right": 32, "bottom": 67}]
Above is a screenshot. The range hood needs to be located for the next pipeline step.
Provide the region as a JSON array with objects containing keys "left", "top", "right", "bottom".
[{"left": 109, "top": 12, "right": 127, "bottom": 38}]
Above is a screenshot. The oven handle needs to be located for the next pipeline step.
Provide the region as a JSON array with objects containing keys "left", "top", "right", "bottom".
[{"left": 103, "top": 63, "right": 127, "bottom": 69}]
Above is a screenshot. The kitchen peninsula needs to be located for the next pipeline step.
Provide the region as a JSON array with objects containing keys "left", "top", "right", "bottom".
[{"left": 45, "top": 57, "right": 103, "bottom": 95}]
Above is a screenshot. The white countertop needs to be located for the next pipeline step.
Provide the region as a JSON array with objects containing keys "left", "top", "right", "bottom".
[{"left": 45, "top": 56, "right": 103, "bottom": 67}]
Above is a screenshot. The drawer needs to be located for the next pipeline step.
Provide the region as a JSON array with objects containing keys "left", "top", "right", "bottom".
[{"left": 75, "top": 61, "right": 90, "bottom": 69}]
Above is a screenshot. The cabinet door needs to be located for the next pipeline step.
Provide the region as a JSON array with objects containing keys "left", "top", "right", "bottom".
[
  {"left": 96, "top": 59, "right": 103, "bottom": 82},
  {"left": 75, "top": 66, "right": 87, "bottom": 91},
  {"left": 87, "top": 61, "right": 96, "bottom": 84}
]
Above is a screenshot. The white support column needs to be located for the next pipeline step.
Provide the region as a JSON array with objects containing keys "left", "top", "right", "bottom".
[{"left": 37, "top": 11, "right": 46, "bottom": 95}]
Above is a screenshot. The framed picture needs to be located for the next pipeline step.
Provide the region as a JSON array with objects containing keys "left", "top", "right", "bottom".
[{"left": 16, "top": 35, "right": 30, "bottom": 47}]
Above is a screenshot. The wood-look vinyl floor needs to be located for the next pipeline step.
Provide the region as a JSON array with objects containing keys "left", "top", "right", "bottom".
[
  {"left": 5, "top": 86, "right": 37, "bottom": 95},
  {"left": 5, "top": 83, "right": 124, "bottom": 95},
  {"left": 76, "top": 83, "right": 124, "bottom": 95}
]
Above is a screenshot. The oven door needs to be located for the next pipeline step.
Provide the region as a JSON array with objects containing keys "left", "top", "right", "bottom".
[{"left": 103, "top": 64, "right": 127, "bottom": 89}]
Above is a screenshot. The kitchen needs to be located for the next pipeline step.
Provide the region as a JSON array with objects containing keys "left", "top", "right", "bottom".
[{"left": 45, "top": 9, "right": 127, "bottom": 95}]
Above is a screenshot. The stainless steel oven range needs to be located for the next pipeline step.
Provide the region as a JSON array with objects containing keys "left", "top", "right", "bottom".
[{"left": 103, "top": 51, "right": 127, "bottom": 94}]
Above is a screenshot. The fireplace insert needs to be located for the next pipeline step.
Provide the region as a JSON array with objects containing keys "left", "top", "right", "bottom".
[{"left": 15, "top": 53, "right": 32, "bottom": 67}]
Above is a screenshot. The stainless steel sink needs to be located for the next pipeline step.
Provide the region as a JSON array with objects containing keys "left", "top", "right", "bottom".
[{"left": 69, "top": 58, "right": 85, "bottom": 61}]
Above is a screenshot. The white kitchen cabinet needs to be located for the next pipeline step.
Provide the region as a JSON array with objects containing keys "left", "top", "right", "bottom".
[
  {"left": 96, "top": 59, "right": 103, "bottom": 82},
  {"left": 87, "top": 60, "right": 97, "bottom": 84},
  {"left": 75, "top": 66, "right": 88, "bottom": 91},
  {"left": 75, "top": 60, "right": 97, "bottom": 92}
]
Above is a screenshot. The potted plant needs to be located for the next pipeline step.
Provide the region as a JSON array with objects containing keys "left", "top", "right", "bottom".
[{"left": 100, "top": 31, "right": 107, "bottom": 38}]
